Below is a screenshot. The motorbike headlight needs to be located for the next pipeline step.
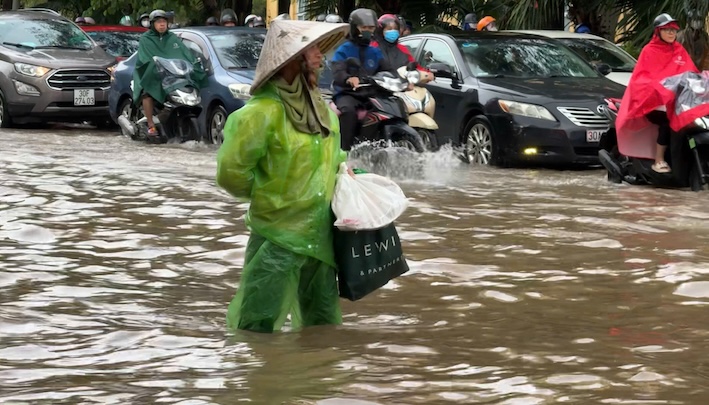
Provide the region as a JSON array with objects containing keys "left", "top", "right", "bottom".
[
  {"left": 695, "top": 117, "right": 709, "bottom": 130},
  {"left": 170, "top": 89, "right": 201, "bottom": 106},
  {"left": 229, "top": 83, "right": 252, "bottom": 100},
  {"left": 498, "top": 100, "right": 557, "bottom": 121},
  {"left": 405, "top": 70, "right": 421, "bottom": 85},
  {"left": 14, "top": 62, "right": 50, "bottom": 77}
]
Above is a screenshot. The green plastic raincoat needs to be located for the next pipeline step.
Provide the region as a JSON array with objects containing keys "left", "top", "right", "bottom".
[
  {"left": 132, "top": 27, "right": 205, "bottom": 106},
  {"left": 217, "top": 82, "right": 346, "bottom": 333}
]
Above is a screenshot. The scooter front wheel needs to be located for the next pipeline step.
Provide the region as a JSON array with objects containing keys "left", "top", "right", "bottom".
[
  {"left": 176, "top": 115, "right": 200, "bottom": 143},
  {"left": 416, "top": 128, "right": 439, "bottom": 151}
]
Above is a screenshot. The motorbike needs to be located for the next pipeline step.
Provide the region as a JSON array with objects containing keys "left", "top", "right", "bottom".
[
  {"left": 118, "top": 56, "right": 202, "bottom": 144},
  {"left": 395, "top": 65, "right": 439, "bottom": 150},
  {"left": 329, "top": 58, "right": 426, "bottom": 153},
  {"left": 597, "top": 75, "right": 709, "bottom": 191}
]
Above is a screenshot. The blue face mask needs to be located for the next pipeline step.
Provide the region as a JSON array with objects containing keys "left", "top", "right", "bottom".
[{"left": 384, "top": 30, "right": 400, "bottom": 43}]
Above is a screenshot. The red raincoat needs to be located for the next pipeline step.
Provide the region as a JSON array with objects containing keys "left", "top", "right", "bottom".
[{"left": 616, "top": 31, "right": 699, "bottom": 159}]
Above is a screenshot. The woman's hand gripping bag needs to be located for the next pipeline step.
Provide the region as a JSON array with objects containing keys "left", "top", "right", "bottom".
[
  {"left": 331, "top": 163, "right": 410, "bottom": 301},
  {"left": 331, "top": 163, "right": 409, "bottom": 231}
]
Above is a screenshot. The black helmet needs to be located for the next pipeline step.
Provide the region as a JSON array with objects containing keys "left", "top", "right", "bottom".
[
  {"left": 325, "top": 14, "right": 343, "bottom": 23},
  {"left": 221, "top": 8, "right": 237, "bottom": 24},
  {"left": 206, "top": 16, "right": 218, "bottom": 26},
  {"left": 251, "top": 16, "right": 265, "bottom": 28},
  {"left": 149, "top": 9, "right": 168, "bottom": 23},
  {"left": 349, "top": 8, "right": 378, "bottom": 42},
  {"left": 463, "top": 13, "right": 478, "bottom": 30},
  {"left": 653, "top": 13, "right": 677, "bottom": 29},
  {"left": 314, "top": 14, "right": 326, "bottom": 22}
]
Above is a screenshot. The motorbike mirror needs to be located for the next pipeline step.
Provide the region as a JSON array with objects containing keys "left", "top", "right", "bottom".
[
  {"left": 428, "top": 62, "right": 454, "bottom": 79},
  {"left": 595, "top": 63, "right": 612, "bottom": 76}
]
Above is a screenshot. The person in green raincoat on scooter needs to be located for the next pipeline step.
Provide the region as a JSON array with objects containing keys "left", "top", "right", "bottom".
[
  {"left": 216, "top": 19, "right": 351, "bottom": 333},
  {"left": 132, "top": 9, "right": 205, "bottom": 138}
]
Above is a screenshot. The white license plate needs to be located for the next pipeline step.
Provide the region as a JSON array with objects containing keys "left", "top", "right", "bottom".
[
  {"left": 586, "top": 129, "right": 605, "bottom": 143},
  {"left": 74, "top": 89, "right": 95, "bottom": 106}
]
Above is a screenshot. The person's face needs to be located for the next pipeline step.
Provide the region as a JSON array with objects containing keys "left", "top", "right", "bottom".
[
  {"left": 402, "top": 27, "right": 411, "bottom": 36},
  {"left": 660, "top": 27, "right": 677, "bottom": 43},
  {"left": 383, "top": 21, "right": 398, "bottom": 33},
  {"left": 154, "top": 18, "right": 168, "bottom": 33},
  {"left": 140, "top": 18, "right": 150, "bottom": 28},
  {"left": 224, "top": 21, "right": 236, "bottom": 27},
  {"left": 357, "top": 25, "right": 375, "bottom": 34},
  {"left": 485, "top": 22, "right": 498, "bottom": 31},
  {"left": 303, "top": 45, "right": 322, "bottom": 71}
]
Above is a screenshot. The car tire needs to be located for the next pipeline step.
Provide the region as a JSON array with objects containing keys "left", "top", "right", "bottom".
[
  {"left": 462, "top": 115, "right": 499, "bottom": 166},
  {"left": 417, "top": 128, "right": 438, "bottom": 151},
  {"left": 207, "top": 104, "right": 227, "bottom": 144},
  {"left": 0, "top": 88, "right": 13, "bottom": 128}
]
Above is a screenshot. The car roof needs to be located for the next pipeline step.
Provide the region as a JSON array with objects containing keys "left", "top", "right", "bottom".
[
  {"left": 506, "top": 30, "right": 607, "bottom": 40},
  {"left": 0, "top": 10, "right": 65, "bottom": 20},
  {"left": 404, "top": 31, "right": 562, "bottom": 41},
  {"left": 82, "top": 25, "right": 148, "bottom": 32},
  {"left": 173, "top": 26, "right": 267, "bottom": 35}
]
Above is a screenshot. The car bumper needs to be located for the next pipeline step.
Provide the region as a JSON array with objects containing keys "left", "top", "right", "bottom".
[
  {"left": 3, "top": 75, "right": 111, "bottom": 123},
  {"left": 490, "top": 114, "right": 603, "bottom": 165}
]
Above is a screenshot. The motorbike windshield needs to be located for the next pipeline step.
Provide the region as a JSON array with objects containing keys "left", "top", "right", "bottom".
[
  {"left": 154, "top": 57, "right": 194, "bottom": 77},
  {"left": 660, "top": 71, "right": 709, "bottom": 130}
]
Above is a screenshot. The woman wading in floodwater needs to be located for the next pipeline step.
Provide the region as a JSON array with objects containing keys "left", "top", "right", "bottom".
[{"left": 216, "top": 20, "right": 350, "bottom": 333}]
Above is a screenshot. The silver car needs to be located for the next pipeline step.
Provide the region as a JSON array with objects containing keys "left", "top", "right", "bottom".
[{"left": 0, "top": 10, "right": 116, "bottom": 128}]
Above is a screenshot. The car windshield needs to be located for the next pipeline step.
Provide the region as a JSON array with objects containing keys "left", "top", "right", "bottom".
[
  {"left": 86, "top": 31, "right": 142, "bottom": 57},
  {"left": 207, "top": 32, "right": 265, "bottom": 69},
  {"left": 558, "top": 38, "right": 636, "bottom": 72},
  {"left": 457, "top": 38, "right": 599, "bottom": 78},
  {"left": 0, "top": 18, "right": 93, "bottom": 49}
]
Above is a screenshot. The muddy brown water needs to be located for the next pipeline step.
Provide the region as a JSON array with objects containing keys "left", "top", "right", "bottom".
[{"left": 2, "top": 128, "right": 709, "bottom": 404}]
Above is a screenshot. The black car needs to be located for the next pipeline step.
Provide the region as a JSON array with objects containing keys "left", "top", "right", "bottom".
[{"left": 400, "top": 32, "right": 627, "bottom": 165}]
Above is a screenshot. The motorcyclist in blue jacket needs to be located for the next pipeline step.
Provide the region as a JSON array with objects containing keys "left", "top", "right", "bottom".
[{"left": 331, "top": 8, "right": 393, "bottom": 151}]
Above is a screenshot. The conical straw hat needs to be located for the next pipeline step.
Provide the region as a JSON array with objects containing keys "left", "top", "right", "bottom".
[{"left": 250, "top": 19, "right": 349, "bottom": 94}]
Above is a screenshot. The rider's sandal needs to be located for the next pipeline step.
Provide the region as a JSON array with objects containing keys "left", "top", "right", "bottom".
[
  {"left": 147, "top": 126, "right": 158, "bottom": 136},
  {"left": 652, "top": 161, "right": 671, "bottom": 173}
]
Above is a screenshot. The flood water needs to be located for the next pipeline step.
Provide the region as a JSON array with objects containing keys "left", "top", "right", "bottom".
[{"left": 3, "top": 128, "right": 709, "bottom": 404}]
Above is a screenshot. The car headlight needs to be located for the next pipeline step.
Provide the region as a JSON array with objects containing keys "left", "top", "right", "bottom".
[
  {"left": 14, "top": 62, "right": 50, "bottom": 77},
  {"left": 229, "top": 83, "right": 251, "bottom": 100},
  {"left": 498, "top": 100, "right": 557, "bottom": 121},
  {"left": 170, "top": 89, "right": 201, "bottom": 106},
  {"left": 695, "top": 117, "right": 709, "bottom": 130}
]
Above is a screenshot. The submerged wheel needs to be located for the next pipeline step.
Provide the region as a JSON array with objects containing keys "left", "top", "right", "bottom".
[
  {"left": 462, "top": 115, "right": 498, "bottom": 165},
  {"left": 0, "top": 88, "right": 13, "bottom": 128},
  {"left": 417, "top": 128, "right": 438, "bottom": 151},
  {"left": 207, "top": 104, "right": 227, "bottom": 144}
]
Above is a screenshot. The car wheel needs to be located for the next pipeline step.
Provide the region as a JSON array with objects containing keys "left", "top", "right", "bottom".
[
  {"left": 462, "top": 115, "right": 498, "bottom": 165},
  {"left": 0, "top": 88, "right": 13, "bottom": 128},
  {"left": 207, "top": 104, "right": 227, "bottom": 144},
  {"left": 417, "top": 128, "right": 438, "bottom": 151},
  {"left": 118, "top": 97, "right": 133, "bottom": 119}
]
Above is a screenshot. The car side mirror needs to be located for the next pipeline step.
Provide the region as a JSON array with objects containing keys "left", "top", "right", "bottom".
[
  {"left": 197, "top": 56, "right": 210, "bottom": 73},
  {"left": 428, "top": 62, "right": 454, "bottom": 79},
  {"left": 595, "top": 63, "right": 612, "bottom": 76}
]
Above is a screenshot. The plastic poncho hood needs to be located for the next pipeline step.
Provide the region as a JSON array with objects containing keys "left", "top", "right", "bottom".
[
  {"left": 615, "top": 33, "right": 698, "bottom": 159},
  {"left": 132, "top": 27, "right": 205, "bottom": 105}
]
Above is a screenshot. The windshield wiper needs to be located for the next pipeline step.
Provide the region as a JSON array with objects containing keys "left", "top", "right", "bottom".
[
  {"left": 2, "top": 41, "right": 35, "bottom": 49},
  {"left": 35, "top": 45, "right": 90, "bottom": 50},
  {"left": 227, "top": 65, "right": 252, "bottom": 70}
]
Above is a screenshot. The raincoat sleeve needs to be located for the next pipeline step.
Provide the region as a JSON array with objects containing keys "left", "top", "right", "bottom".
[
  {"left": 331, "top": 45, "right": 352, "bottom": 88},
  {"left": 216, "top": 101, "right": 275, "bottom": 200}
]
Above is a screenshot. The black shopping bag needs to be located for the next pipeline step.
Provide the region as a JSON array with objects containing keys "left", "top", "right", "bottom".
[{"left": 333, "top": 222, "right": 409, "bottom": 301}]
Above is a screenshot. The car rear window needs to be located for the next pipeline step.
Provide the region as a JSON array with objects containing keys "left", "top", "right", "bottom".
[
  {"left": 86, "top": 31, "right": 142, "bottom": 57},
  {"left": 457, "top": 38, "right": 599, "bottom": 78},
  {"left": 558, "top": 38, "right": 636, "bottom": 72},
  {"left": 0, "top": 18, "right": 92, "bottom": 50},
  {"left": 207, "top": 32, "right": 265, "bottom": 69}
]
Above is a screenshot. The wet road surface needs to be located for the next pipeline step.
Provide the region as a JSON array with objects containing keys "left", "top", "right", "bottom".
[{"left": 2, "top": 128, "right": 709, "bottom": 404}]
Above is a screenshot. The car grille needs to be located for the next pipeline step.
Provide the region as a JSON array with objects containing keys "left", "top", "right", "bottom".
[
  {"left": 46, "top": 69, "right": 111, "bottom": 90},
  {"left": 556, "top": 106, "right": 609, "bottom": 129}
]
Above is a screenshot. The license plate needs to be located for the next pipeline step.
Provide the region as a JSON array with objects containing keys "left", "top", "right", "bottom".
[
  {"left": 586, "top": 129, "right": 605, "bottom": 143},
  {"left": 74, "top": 89, "right": 95, "bottom": 106}
]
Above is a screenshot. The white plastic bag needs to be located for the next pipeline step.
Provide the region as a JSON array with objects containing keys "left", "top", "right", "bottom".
[{"left": 332, "top": 162, "right": 409, "bottom": 231}]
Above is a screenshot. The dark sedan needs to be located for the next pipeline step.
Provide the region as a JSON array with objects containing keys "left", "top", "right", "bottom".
[
  {"left": 400, "top": 32, "right": 626, "bottom": 166},
  {"left": 108, "top": 27, "right": 264, "bottom": 144}
]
